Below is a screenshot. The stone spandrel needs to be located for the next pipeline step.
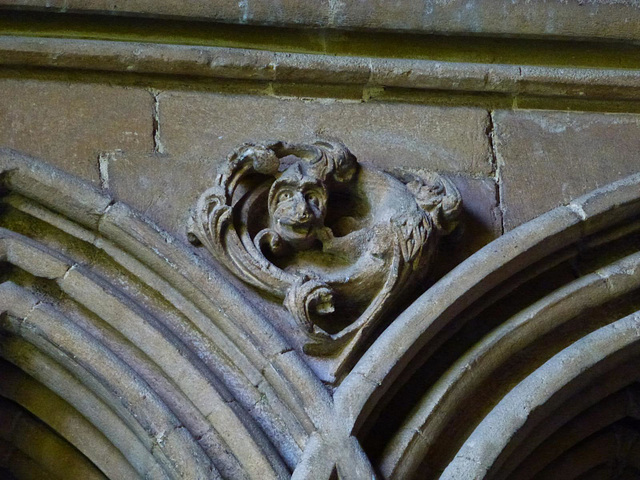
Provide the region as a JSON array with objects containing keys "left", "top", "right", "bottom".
[
  {"left": 157, "top": 92, "right": 493, "bottom": 175},
  {"left": 187, "top": 139, "right": 462, "bottom": 376},
  {"left": 72, "top": 93, "right": 497, "bottom": 250},
  {"left": 493, "top": 110, "right": 640, "bottom": 231}
]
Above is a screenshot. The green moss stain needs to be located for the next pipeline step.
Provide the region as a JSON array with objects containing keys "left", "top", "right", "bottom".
[
  {"left": 3, "top": 65, "right": 640, "bottom": 114},
  {"left": 3, "top": 11, "right": 640, "bottom": 113},
  {"left": 4, "top": 11, "right": 640, "bottom": 69}
]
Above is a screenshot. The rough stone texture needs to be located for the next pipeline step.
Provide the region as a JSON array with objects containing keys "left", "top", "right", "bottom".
[
  {"left": 494, "top": 110, "right": 640, "bottom": 231},
  {"left": 436, "top": 174, "right": 502, "bottom": 275},
  {"left": 0, "top": 79, "right": 153, "bottom": 185},
  {"left": 104, "top": 161, "right": 502, "bottom": 281},
  {"left": 2, "top": 97, "right": 640, "bottom": 480},
  {"left": 5, "top": 38, "right": 640, "bottom": 102},
  {"left": 105, "top": 93, "right": 493, "bottom": 243},
  {"left": 103, "top": 152, "right": 501, "bottom": 281},
  {"left": 242, "top": 0, "right": 329, "bottom": 27},
  {"left": 1, "top": 21, "right": 640, "bottom": 478},
  {"left": 2, "top": 1, "right": 640, "bottom": 41},
  {"left": 185, "top": 139, "right": 463, "bottom": 375},
  {"left": 157, "top": 92, "right": 492, "bottom": 175},
  {"left": 107, "top": 152, "right": 218, "bottom": 241}
]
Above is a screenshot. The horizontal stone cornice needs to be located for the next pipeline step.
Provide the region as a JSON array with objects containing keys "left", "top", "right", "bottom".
[{"left": 3, "top": 35, "right": 640, "bottom": 101}]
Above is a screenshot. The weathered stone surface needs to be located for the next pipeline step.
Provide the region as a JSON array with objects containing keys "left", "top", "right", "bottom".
[
  {"left": 436, "top": 174, "right": 502, "bottom": 275},
  {"left": 440, "top": 309, "right": 640, "bottom": 480},
  {"left": 157, "top": 92, "right": 492, "bottom": 175},
  {"left": 1, "top": 14, "right": 640, "bottom": 479},
  {"left": 3, "top": 1, "right": 640, "bottom": 41},
  {"left": 0, "top": 397, "right": 107, "bottom": 480},
  {"left": 4, "top": 38, "right": 640, "bottom": 102},
  {"left": 186, "top": 139, "right": 462, "bottom": 376},
  {"left": 106, "top": 152, "right": 217, "bottom": 240},
  {"left": 243, "top": 0, "right": 329, "bottom": 27},
  {"left": 0, "top": 79, "right": 153, "bottom": 185},
  {"left": 0, "top": 0, "right": 246, "bottom": 23},
  {"left": 2, "top": 127, "right": 640, "bottom": 480},
  {"left": 333, "top": 0, "right": 425, "bottom": 31},
  {"left": 494, "top": 110, "right": 640, "bottom": 231}
]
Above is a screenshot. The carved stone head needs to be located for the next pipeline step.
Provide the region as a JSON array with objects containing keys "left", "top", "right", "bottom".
[{"left": 268, "top": 162, "right": 328, "bottom": 250}]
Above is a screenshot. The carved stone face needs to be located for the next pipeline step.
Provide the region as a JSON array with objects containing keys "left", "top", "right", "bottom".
[{"left": 268, "top": 163, "right": 328, "bottom": 250}]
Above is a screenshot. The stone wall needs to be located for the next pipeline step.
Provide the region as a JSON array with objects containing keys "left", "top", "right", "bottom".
[
  {"left": 3, "top": 76, "right": 639, "bottom": 264},
  {"left": 1, "top": 4, "right": 640, "bottom": 480}
]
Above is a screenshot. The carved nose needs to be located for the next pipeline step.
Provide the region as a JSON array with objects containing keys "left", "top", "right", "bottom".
[{"left": 294, "top": 193, "right": 310, "bottom": 219}]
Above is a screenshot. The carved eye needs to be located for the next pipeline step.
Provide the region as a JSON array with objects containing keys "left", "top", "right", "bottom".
[
  {"left": 305, "top": 191, "right": 321, "bottom": 206},
  {"left": 277, "top": 191, "right": 292, "bottom": 203}
]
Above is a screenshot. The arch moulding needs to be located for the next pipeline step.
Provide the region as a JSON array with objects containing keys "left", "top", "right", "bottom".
[{"left": 2, "top": 5, "right": 640, "bottom": 478}]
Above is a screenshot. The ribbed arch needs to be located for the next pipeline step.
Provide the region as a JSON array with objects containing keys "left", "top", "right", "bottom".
[
  {"left": 377, "top": 251, "right": 640, "bottom": 478},
  {"left": 0, "top": 335, "right": 166, "bottom": 479},
  {"left": 2, "top": 148, "right": 639, "bottom": 479},
  {"left": 0, "top": 148, "right": 340, "bottom": 479},
  {"left": 0, "top": 357, "right": 151, "bottom": 480},
  {"left": 502, "top": 379, "right": 640, "bottom": 479},
  {"left": 1, "top": 233, "right": 281, "bottom": 478},
  {"left": 1, "top": 282, "right": 218, "bottom": 479},
  {"left": 333, "top": 171, "right": 640, "bottom": 479},
  {"left": 532, "top": 421, "right": 640, "bottom": 479},
  {"left": 0, "top": 396, "right": 107, "bottom": 480},
  {"left": 441, "top": 309, "right": 640, "bottom": 479}
]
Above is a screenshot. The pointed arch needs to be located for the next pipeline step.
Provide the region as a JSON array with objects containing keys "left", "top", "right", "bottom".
[
  {"left": 334, "top": 172, "right": 640, "bottom": 479},
  {"left": 2, "top": 147, "right": 639, "bottom": 479},
  {"left": 0, "top": 148, "right": 341, "bottom": 479}
]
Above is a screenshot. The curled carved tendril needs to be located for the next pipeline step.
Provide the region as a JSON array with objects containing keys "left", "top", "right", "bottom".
[
  {"left": 254, "top": 228, "right": 287, "bottom": 256},
  {"left": 188, "top": 190, "right": 231, "bottom": 247},
  {"left": 284, "top": 279, "right": 335, "bottom": 334},
  {"left": 189, "top": 140, "right": 461, "bottom": 355},
  {"left": 204, "top": 193, "right": 225, "bottom": 215},
  {"left": 247, "top": 146, "right": 280, "bottom": 175},
  {"left": 208, "top": 204, "right": 232, "bottom": 238}
]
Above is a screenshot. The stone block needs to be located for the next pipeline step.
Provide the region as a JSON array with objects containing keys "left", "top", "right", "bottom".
[
  {"left": 273, "top": 53, "right": 371, "bottom": 85},
  {"left": 157, "top": 92, "right": 492, "bottom": 175},
  {"left": 244, "top": 0, "right": 330, "bottom": 27},
  {"left": 493, "top": 110, "right": 640, "bottom": 231},
  {"left": 0, "top": 79, "right": 153, "bottom": 185},
  {"left": 106, "top": 94, "right": 492, "bottom": 247},
  {"left": 1, "top": 0, "right": 244, "bottom": 23},
  {"left": 106, "top": 159, "right": 500, "bottom": 283},
  {"left": 438, "top": 174, "right": 502, "bottom": 273},
  {"left": 333, "top": 0, "right": 425, "bottom": 31},
  {"left": 106, "top": 152, "right": 218, "bottom": 242}
]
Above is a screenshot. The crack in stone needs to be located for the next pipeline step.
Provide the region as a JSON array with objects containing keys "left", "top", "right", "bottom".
[
  {"left": 150, "top": 89, "right": 166, "bottom": 155},
  {"left": 487, "top": 110, "right": 505, "bottom": 235},
  {"left": 22, "top": 299, "right": 42, "bottom": 324}
]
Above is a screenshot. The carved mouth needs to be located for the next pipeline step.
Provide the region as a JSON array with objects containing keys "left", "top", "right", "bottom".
[
  {"left": 279, "top": 219, "right": 314, "bottom": 237},
  {"left": 287, "top": 225, "right": 313, "bottom": 238}
]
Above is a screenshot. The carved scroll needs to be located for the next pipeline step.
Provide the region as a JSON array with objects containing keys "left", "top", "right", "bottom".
[{"left": 188, "top": 140, "right": 461, "bottom": 356}]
